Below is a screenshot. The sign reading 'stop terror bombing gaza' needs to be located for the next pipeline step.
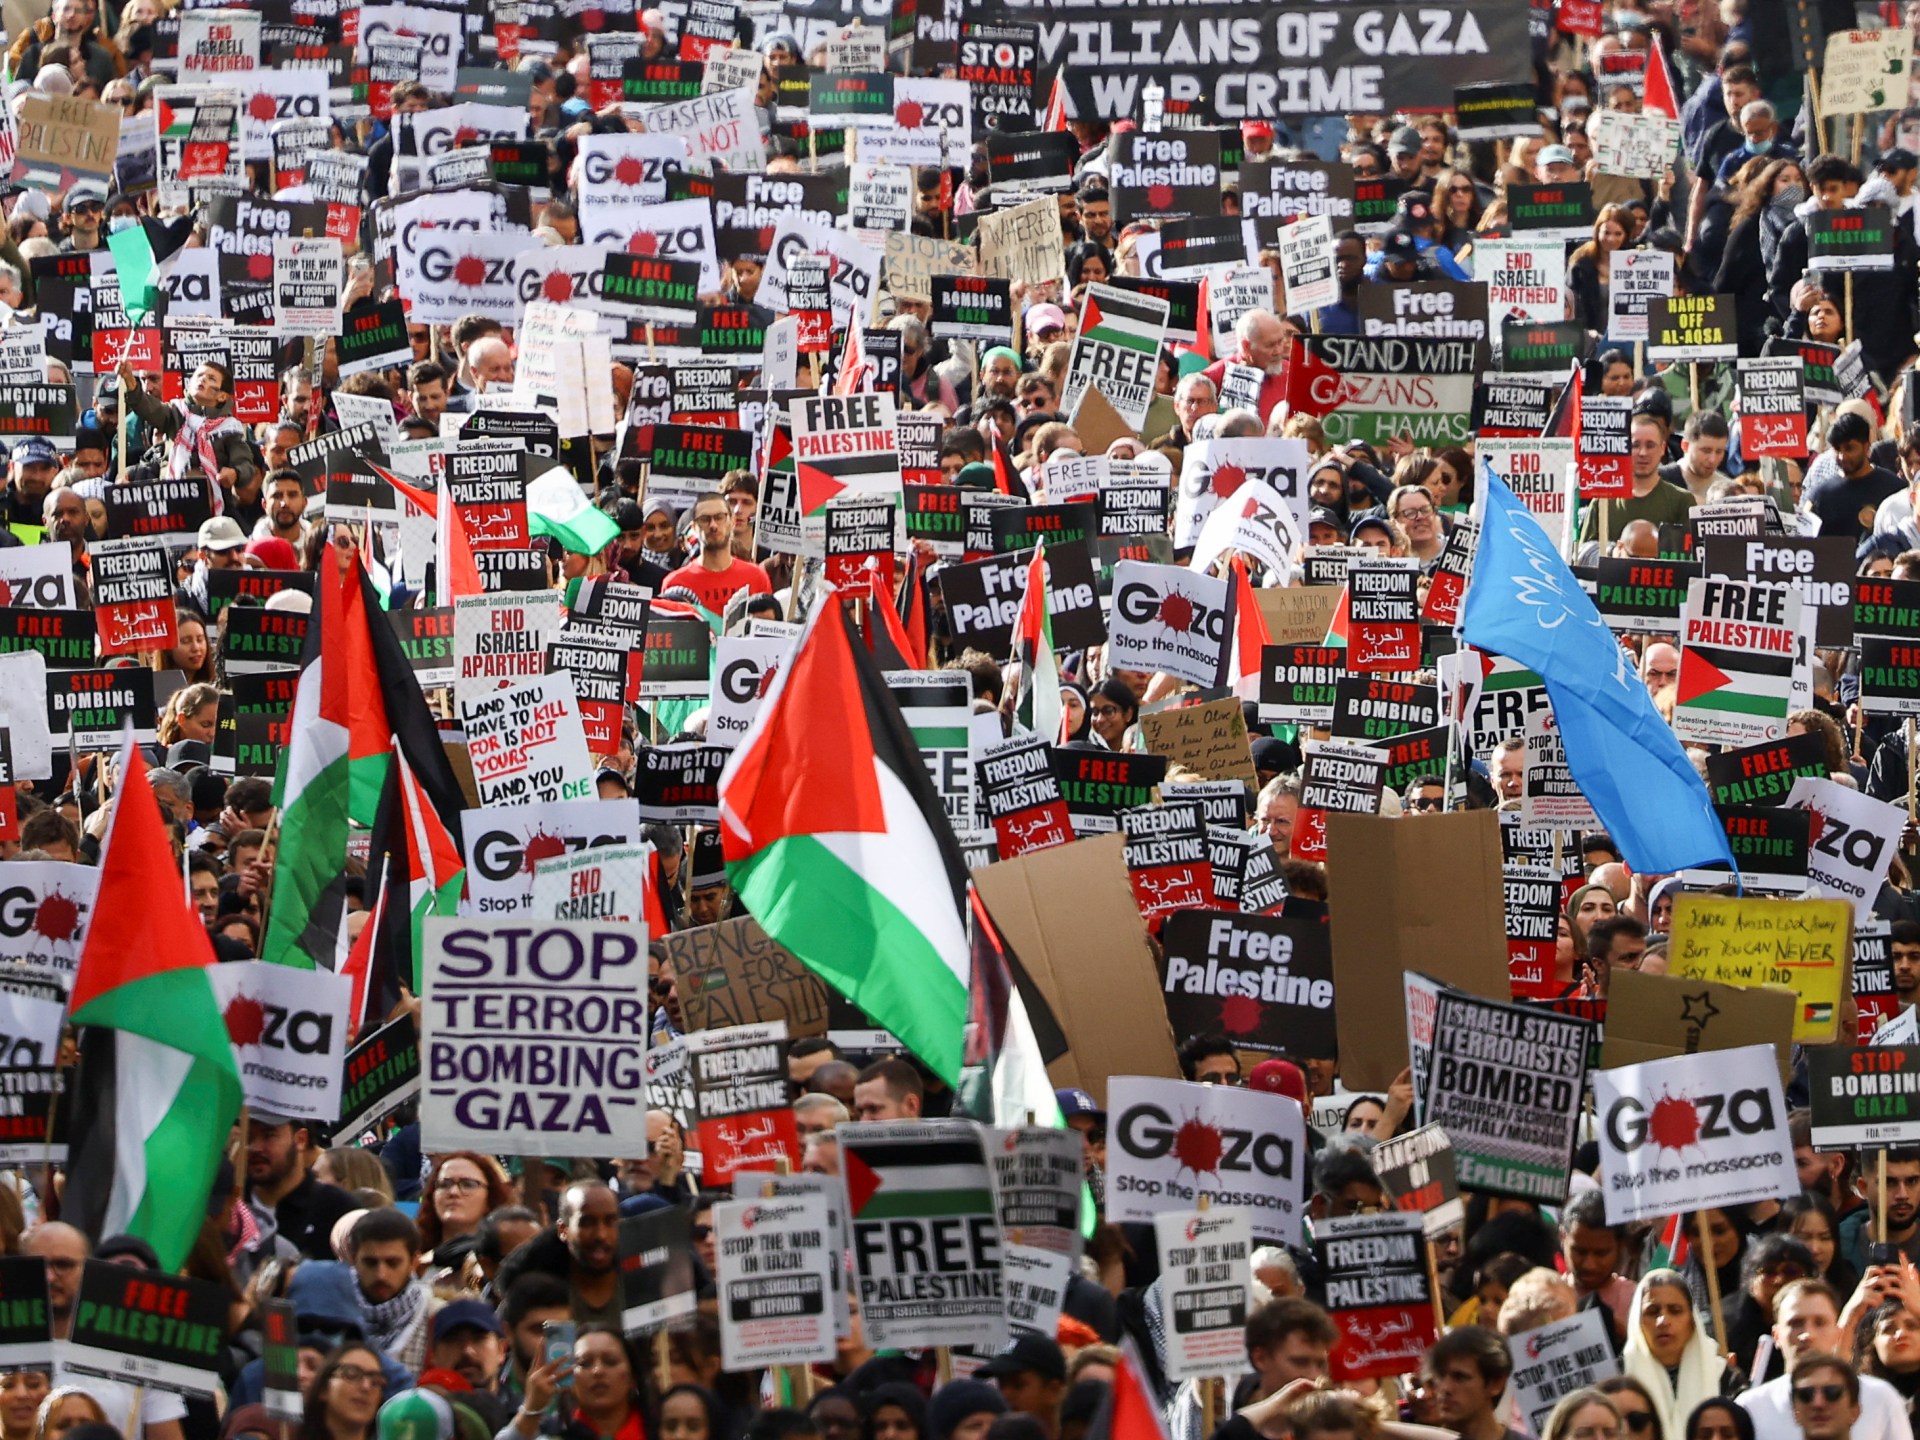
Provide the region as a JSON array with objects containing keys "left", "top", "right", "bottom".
[{"left": 961, "top": 0, "right": 1526, "bottom": 119}]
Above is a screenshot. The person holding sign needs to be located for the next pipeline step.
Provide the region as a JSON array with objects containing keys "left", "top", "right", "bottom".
[
  {"left": 662, "top": 494, "right": 771, "bottom": 616},
  {"left": 1578, "top": 415, "right": 1694, "bottom": 544},
  {"left": 1738, "top": 1281, "right": 1910, "bottom": 1440}
]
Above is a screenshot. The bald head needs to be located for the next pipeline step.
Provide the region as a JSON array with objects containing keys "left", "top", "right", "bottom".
[
  {"left": 468, "top": 336, "right": 514, "bottom": 390},
  {"left": 1640, "top": 642, "right": 1679, "bottom": 692},
  {"left": 27, "top": 1222, "right": 88, "bottom": 1322},
  {"left": 1590, "top": 862, "right": 1632, "bottom": 903}
]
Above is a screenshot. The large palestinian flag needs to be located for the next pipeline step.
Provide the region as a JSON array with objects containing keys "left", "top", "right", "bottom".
[
  {"left": 262, "top": 548, "right": 465, "bottom": 971},
  {"left": 63, "top": 742, "right": 241, "bottom": 1272},
  {"left": 719, "top": 599, "right": 971, "bottom": 1083}
]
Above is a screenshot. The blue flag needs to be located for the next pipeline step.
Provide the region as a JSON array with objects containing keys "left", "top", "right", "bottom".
[{"left": 1461, "top": 464, "right": 1734, "bottom": 875}]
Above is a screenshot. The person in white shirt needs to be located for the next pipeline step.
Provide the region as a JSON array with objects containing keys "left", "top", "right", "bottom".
[{"left": 1739, "top": 1280, "right": 1913, "bottom": 1440}]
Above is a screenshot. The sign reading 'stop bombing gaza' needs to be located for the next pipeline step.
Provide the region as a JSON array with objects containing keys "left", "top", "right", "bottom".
[{"left": 959, "top": 0, "right": 1529, "bottom": 120}]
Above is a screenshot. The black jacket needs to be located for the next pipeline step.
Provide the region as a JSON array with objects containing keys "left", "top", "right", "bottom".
[{"left": 1767, "top": 213, "right": 1920, "bottom": 381}]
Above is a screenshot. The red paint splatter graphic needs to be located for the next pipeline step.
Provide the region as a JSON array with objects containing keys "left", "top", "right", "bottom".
[
  {"left": 628, "top": 232, "right": 660, "bottom": 256},
  {"left": 248, "top": 92, "right": 278, "bottom": 122},
  {"left": 1147, "top": 183, "right": 1175, "bottom": 211},
  {"left": 1219, "top": 993, "right": 1262, "bottom": 1035},
  {"left": 247, "top": 252, "right": 274, "bottom": 281},
  {"left": 614, "top": 156, "right": 646, "bottom": 186},
  {"left": 32, "top": 890, "right": 80, "bottom": 942},
  {"left": 895, "top": 101, "right": 924, "bottom": 128},
  {"left": 1647, "top": 1093, "right": 1701, "bottom": 1151},
  {"left": 1155, "top": 590, "right": 1196, "bottom": 633},
  {"left": 541, "top": 270, "right": 575, "bottom": 303},
  {"left": 454, "top": 127, "right": 479, "bottom": 147},
  {"left": 1210, "top": 463, "right": 1247, "bottom": 499},
  {"left": 520, "top": 830, "right": 567, "bottom": 874},
  {"left": 453, "top": 255, "right": 489, "bottom": 287},
  {"left": 224, "top": 993, "right": 266, "bottom": 1046},
  {"left": 1170, "top": 1115, "right": 1222, "bottom": 1177},
  {"left": 0, "top": 580, "right": 15, "bottom": 606},
  {"left": 755, "top": 661, "right": 781, "bottom": 698}
]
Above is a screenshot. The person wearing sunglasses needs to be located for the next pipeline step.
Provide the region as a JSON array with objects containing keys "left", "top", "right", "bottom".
[
  {"left": 1598, "top": 1379, "right": 1669, "bottom": 1440},
  {"left": 1177, "top": 1032, "right": 1241, "bottom": 1088},
  {"left": 1402, "top": 774, "right": 1447, "bottom": 813},
  {"left": 1738, "top": 1281, "right": 1909, "bottom": 1440}
]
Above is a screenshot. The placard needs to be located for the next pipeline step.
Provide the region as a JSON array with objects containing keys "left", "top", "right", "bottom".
[
  {"left": 713, "top": 1196, "right": 837, "bottom": 1368},
  {"left": 1807, "top": 1046, "right": 1920, "bottom": 1149},
  {"left": 1647, "top": 294, "right": 1738, "bottom": 362},
  {"left": 62, "top": 1263, "right": 226, "bottom": 1395},
  {"left": 688, "top": 1020, "right": 799, "bottom": 1184},
  {"left": 1508, "top": 1312, "right": 1620, "bottom": 1434},
  {"left": 1667, "top": 893, "right": 1849, "bottom": 1042},
  {"left": 337, "top": 1013, "right": 421, "bottom": 1139},
  {"left": 1315, "top": 1211, "right": 1437, "bottom": 1380},
  {"left": 1738, "top": 357, "right": 1808, "bottom": 457},
  {"left": 1154, "top": 1209, "right": 1252, "bottom": 1383},
  {"left": 1159, "top": 911, "right": 1335, "bottom": 1057},
  {"left": 205, "top": 962, "right": 351, "bottom": 1124}
]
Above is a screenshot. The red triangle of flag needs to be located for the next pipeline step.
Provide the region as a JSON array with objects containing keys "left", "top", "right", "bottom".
[
  {"left": 797, "top": 462, "right": 849, "bottom": 517},
  {"left": 842, "top": 1145, "right": 884, "bottom": 1215},
  {"left": 1675, "top": 650, "right": 1733, "bottom": 706},
  {"left": 1081, "top": 294, "right": 1104, "bottom": 334}
]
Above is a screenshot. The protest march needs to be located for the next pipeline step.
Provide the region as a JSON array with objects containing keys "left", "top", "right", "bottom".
[{"left": 11, "top": 9, "right": 1920, "bottom": 1440}]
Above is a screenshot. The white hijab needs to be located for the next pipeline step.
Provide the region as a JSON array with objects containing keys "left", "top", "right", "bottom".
[{"left": 1621, "top": 1270, "right": 1729, "bottom": 1440}]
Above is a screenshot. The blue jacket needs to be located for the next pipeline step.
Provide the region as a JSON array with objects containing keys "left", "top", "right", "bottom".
[{"left": 229, "top": 1262, "right": 416, "bottom": 1407}]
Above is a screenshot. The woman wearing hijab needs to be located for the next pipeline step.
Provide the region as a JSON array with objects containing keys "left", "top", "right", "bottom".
[
  {"left": 1622, "top": 1269, "right": 1741, "bottom": 1440},
  {"left": 1059, "top": 681, "right": 1092, "bottom": 744},
  {"left": 1566, "top": 882, "right": 1618, "bottom": 960},
  {"left": 1681, "top": 1208, "right": 1750, "bottom": 1330}
]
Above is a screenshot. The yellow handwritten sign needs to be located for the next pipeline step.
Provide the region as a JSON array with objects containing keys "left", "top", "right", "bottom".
[{"left": 1667, "top": 893, "right": 1851, "bottom": 1042}]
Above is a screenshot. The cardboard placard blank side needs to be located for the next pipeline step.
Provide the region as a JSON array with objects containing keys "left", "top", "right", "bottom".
[
  {"left": 1068, "top": 382, "right": 1138, "bottom": 450},
  {"left": 1327, "top": 809, "right": 1510, "bottom": 1091},
  {"left": 1601, "top": 968, "right": 1795, "bottom": 1088},
  {"left": 1256, "top": 586, "right": 1343, "bottom": 646},
  {"left": 972, "top": 832, "right": 1178, "bottom": 1107}
]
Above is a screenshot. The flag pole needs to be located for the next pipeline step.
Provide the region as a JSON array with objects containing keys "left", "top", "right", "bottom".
[{"left": 1694, "top": 1210, "right": 1729, "bottom": 1356}]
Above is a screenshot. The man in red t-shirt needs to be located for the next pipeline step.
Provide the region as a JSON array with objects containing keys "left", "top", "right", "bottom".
[{"left": 661, "top": 491, "right": 772, "bottom": 614}]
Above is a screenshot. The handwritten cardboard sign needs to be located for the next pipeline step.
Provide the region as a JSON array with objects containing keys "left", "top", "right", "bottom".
[{"left": 1667, "top": 893, "right": 1850, "bottom": 1043}]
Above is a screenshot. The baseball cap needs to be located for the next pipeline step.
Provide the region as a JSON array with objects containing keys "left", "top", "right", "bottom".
[
  {"left": 1055, "top": 1087, "right": 1104, "bottom": 1120},
  {"left": 1249, "top": 1059, "right": 1309, "bottom": 1104},
  {"left": 1878, "top": 148, "right": 1919, "bottom": 174},
  {"left": 1308, "top": 504, "right": 1345, "bottom": 532},
  {"left": 10, "top": 437, "right": 55, "bottom": 465},
  {"left": 431, "top": 1300, "right": 506, "bottom": 1342},
  {"left": 1396, "top": 192, "right": 1434, "bottom": 224},
  {"left": 198, "top": 516, "right": 247, "bottom": 551},
  {"left": 1351, "top": 513, "right": 1395, "bottom": 543},
  {"left": 247, "top": 536, "right": 300, "bottom": 570},
  {"left": 1387, "top": 126, "right": 1421, "bottom": 157},
  {"left": 975, "top": 1335, "right": 1067, "bottom": 1383},
  {"left": 1026, "top": 303, "right": 1067, "bottom": 336},
  {"left": 1537, "top": 144, "right": 1577, "bottom": 169},
  {"left": 1379, "top": 231, "right": 1420, "bottom": 266},
  {"left": 1241, "top": 119, "right": 1274, "bottom": 141},
  {"left": 62, "top": 182, "right": 107, "bottom": 213}
]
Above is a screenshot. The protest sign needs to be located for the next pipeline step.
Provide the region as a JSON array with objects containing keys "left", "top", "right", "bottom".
[
  {"left": 688, "top": 1021, "right": 799, "bottom": 1184},
  {"left": 46, "top": 667, "right": 157, "bottom": 749},
  {"left": 1371, "top": 1124, "right": 1465, "bottom": 1239},
  {"left": 88, "top": 539, "right": 177, "bottom": 656},
  {"left": 634, "top": 744, "right": 727, "bottom": 823},
  {"left": 1159, "top": 911, "right": 1335, "bottom": 1058},
  {"left": 1424, "top": 987, "right": 1589, "bottom": 1202},
  {"left": 665, "top": 919, "right": 829, "bottom": 1038},
  {"left": 206, "top": 962, "right": 351, "bottom": 1125},
  {"left": 978, "top": 733, "right": 1073, "bottom": 859},
  {"left": 62, "top": 1264, "right": 227, "bottom": 1397},
  {"left": 1807, "top": 1046, "right": 1920, "bottom": 1149},
  {"left": 1592, "top": 1044, "right": 1797, "bottom": 1223},
  {"left": 886, "top": 672, "right": 974, "bottom": 833},
  {"left": 0, "top": 1257, "right": 51, "bottom": 1373},
  {"left": 1330, "top": 678, "right": 1439, "bottom": 742},
  {"left": 1821, "top": 30, "right": 1914, "bottom": 114},
  {"left": 1060, "top": 282, "right": 1168, "bottom": 435},
  {"left": 1506, "top": 182, "right": 1595, "bottom": 241},
  {"left": 840, "top": 1120, "right": 1006, "bottom": 1351},
  {"left": 531, "top": 844, "right": 649, "bottom": 925},
  {"left": 0, "top": 1068, "right": 64, "bottom": 1165},
  {"left": 987, "top": 1127, "right": 1082, "bottom": 1258},
  {"left": 1520, "top": 707, "right": 1597, "bottom": 829},
  {"left": 620, "top": 1207, "right": 699, "bottom": 1333},
  {"left": 1784, "top": 777, "right": 1908, "bottom": 923},
  {"left": 338, "top": 1014, "right": 421, "bottom": 1139},
  {"left": 713, "top": 1196, "right": 837, "bottom": 1368},
  {"left": 1292, "top": 742, "right": 1387, "bottom": 863},
  {"left": 1699, "top": 535, "right": 1854, "bottom": 648},
  {"left": 1106, "top": 561, "right": 1230, "bottom": 688},
  {"left": 1103, "top": 1076, "right": 1305, "bottom": 1245},
  {"left": 1154, "top": 1209, "right": 1252, "bottom": 1383},
  {"left": 1860, "top": 637, "right": 1920, "bottom": 716},
  {"left": 1138, "top": 696, "right": 1256, "bottom": 786},
  {"left": 1003, "top": 1245, "right": 1073, "bottom": 1341},
  {"left": 1607, "top": 248, "right": 1675, "bottom": 342},
  {"left": 1346, "top": 556, "right": 1420, "bottom": 673},
  {"left": 1667, "top": 893, "right": 1849, "bottom": 1041},
  {"left": 1508, "top": 1312, "right": 1620, "bottom": 1435},
  {"left": 1122, "top": 799, "right": 1211, "bottom": 930},
  {"left": 1673, "top": 577, "right": 1799, "bottom": 748},
  {"left": 1261, "top": 645, "right": 1343, "bottom": 725},
  {"left": 1053, "top": 749, "right": 1166, "bottom": 836},
  {"left": 421, "top": 919, "right": 649, "bottom": 1154},
  {"left": 1276, "top": 215, "right": 1337, "bottom": 312},
  {"left": 1315, "top": 1212, "right": 1437, "bottom": 1380},
  {"left": 1647, "top": 295, "right": 1738, "bottom": 362},
  {"left": 460, "top": 673, "right": 595, "bottom": 807},
  {"left": 0, "top": 863, "right": 96, "bottom": 974},
  {"left": 1739, "top": 357, "right": 1809, "bottom": 457}
]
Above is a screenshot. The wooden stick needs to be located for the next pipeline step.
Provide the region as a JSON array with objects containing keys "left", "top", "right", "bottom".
[
  {"left": 1425, "top": 1237, "right": 1447, "bottom": 1332},
  {"left": 1689, "top": 361, "right": 1700, "bottom": 416},
  {"left": 1847, "top": 272, "right": 1856, "bottom": 348},
  {"left": 1696, "top": 1210, "right": 1729, "bottom": 1357},
  {"left": 124, "top": 1386, "right": 144, "bottom": 1440},
  {"left": 653, "top": 1330, "right": 672, "bottom": 1395},
  {"left": 1881, "top": 1149, "right": 1891, "bottom": 1245},
  {"left": 1807, "top": 69, "right": 1829, "bottom": 156},
  {"left": 1906, "top": 719, "right": 1916, "bottom": 826}
]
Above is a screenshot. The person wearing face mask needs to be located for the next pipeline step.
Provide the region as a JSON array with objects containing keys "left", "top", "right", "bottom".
[
  {"left": 1713, "top": 100, "right": 1796, "bottom": 185},
  {"left": 1715, "top": 159, "right": 1806, "bottom": 356}
]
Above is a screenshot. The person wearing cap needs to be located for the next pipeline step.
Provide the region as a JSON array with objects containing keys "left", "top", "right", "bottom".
[
  {"left": 428, "top": 1301, "right": 510, "bottom": 1398},
  {"left": 182, "top": 515, "right": 248, "bottom": 615},
  {"left": 1370, "top": 230, "right": 1433, "bottom": 284},
  {"left": 247, "top": 1111, "right": 358, "bottom": 1261},
  {"left": 1386, "top": 126, "right": 1425, "bottom": 189},
  {"left": 979, "top": 346, "right": 1024, "bottom": 400},
  {"left": 1875, "top": 148, "right": 1919, "bottom": 215},
  {"left": 928, "top": 1380, "right": 1007, "bottom": 1440},
  {"left": 118, "top": 356, "right": 255, "bottom": 510},
  {"left": 976, "top": 1336, "right": 1068, "bottom": 1436},
  {"left": 1533, "top": 143, "right": 1581, "bottom": 186},
  {"left": 1025, "top": 303, "right": 1068, "bottom": 354},
  {"left": 1240, "top": 119, "right": 1277, "bottom": 162},
  {"left": 3, "top": 437, "right": 59, "bottom": 540},
  {"left": 1055, "top": 1087, "right": 1105, "bottom": 1175},
  {"left": 56, "top": 183, "right": 108, "bottom": 254}
]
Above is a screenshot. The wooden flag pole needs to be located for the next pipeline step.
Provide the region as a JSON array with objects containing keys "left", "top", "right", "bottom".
[{"left": 1695, "top": 1210, "right": 1730, "bottom": 1357}]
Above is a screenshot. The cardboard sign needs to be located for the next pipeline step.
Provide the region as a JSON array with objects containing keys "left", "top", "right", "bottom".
[
  {"left": 1821, "top": 29, "right": 1915, "bottom": 115},
  {"left": 63, "top": 1263, "right": 228, "bottom": 1396},
  {"left": 1138, "top": 696, "right": 1256, "bottom": 785},
  {"left": 713, "top": 1195, "right": 837, "bottom": 1368},
  {"left": 1328, "top": 810, "right": 1511, "bottom": 1090},
  {"left": 206, "top": 962, "right": 352, "bottom": 1124},
  {"left": 1592, "top": 1044, "right": 1797, "bottom": 1223},
  {"left": 1103, "top": 1076, "right": 1305, "bottom": 1245},
  {"left": 14, "top": 95, "right": 119, "bottom": 189},
  {"left": 839, "top": 1120, "right": 1006, "bottom": 1351},
  {"left": 1667, "top": 893, "right": 1849, "bottom": 1042},
  {"left": 1424, "top": 986, "right": 1590, "bottom": 1202},
  {"left": 337, "top": 1013, "right": 421, "bottom": 1139},
  {"left": 664, "top": 918, "right": 828, "bottom": 1037},
  {"left": 1160, "top": 911, "right": 1335, "bottom": 1057},
  {"left": 421, "top": 918, "right": 649, "bottom": 1155},
  {"left": 1155, "top": 1209, "right": 1253, "bottom": 1383},
  {"left": 1315, "top": 1211, "right": 1437, "bottom": 1380}
]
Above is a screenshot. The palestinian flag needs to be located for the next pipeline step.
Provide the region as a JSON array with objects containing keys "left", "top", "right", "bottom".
[
  {"left": 720, "top": 599, "right": 973, "bottom": 1083},
  {"left": 374, "top": 461, "right": 482, "bottom": 603},
  {"left": 898, "top": 549, "right": 932, "bottom": 666},
  {"left": 1226, "top": 556, "right": 1270, "bottom": 700},
  {"left": 832, "top": 319, "right": 872, "bottom": 397},
  {"left": 1542, "top": 360, "right": 1579, "bottom": 438},
  {"left": 63, "top": 741, "right": 242, "bottom": 1272},
  {"left": 1643, "top": 30, "right": 1679, "bottom": 119},
  {"left": 990, "top": 433, "right": 1029, "bottom": 500},
  {"left": 1675, "top": 632, "right": 1793, "bottom": 720},
  {"left": 840, "top": 1121, "right": 996, "bottom": 1222},
  {"left": 956, "top": 882, "right": 1068, "bottom": 1129},
  {"left": 527, "top": 464, "right": 620, "bottom": 556},
  {"left": 1041, "top": 70, "right": 1068, "bottom": 132},
  {"left": 262, "top": 549, "right": 465, "bottom": 971},
  {"left": 1646, "top": 1210, "right": 1690, "bottom": 1271},
  {"left": 1086, "top": 1342, "right": 1175, "bottom": 1440},
  {"left": 344, "top": 742, "right": 466, "bottom": 1027},
  {"left": 862, "top": 567, "right": 920, "bottom": 670},
  {"left": 1012, "top": 543, "right": 1062, "bottom": 741}
]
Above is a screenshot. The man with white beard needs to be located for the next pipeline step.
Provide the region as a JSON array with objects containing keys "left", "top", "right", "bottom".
[{"left": 1200, "top": 309, "right": 1291, "bottom": 424}]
